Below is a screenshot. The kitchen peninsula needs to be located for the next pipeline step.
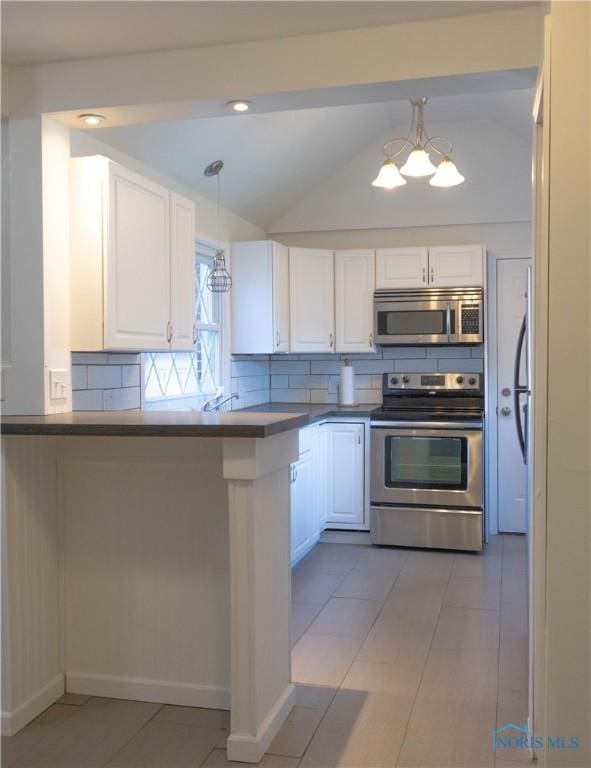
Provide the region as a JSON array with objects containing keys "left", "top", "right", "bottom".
[{"left": 1, "top": 410, "right": 308, "bottom": 762}]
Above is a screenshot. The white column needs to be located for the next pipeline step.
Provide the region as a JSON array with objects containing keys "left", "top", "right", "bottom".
[{"left": 223, "top": 429, "right": 299, "bottom": 763}]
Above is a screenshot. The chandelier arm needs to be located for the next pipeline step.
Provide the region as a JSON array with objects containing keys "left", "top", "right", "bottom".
[
  {"left": 383, "top": 137, "right": 413, "bottom": 159},
  {"left": 424, "top": 135, "right": 454, "bottom": 157}
]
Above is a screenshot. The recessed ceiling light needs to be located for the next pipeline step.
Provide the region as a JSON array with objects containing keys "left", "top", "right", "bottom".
[
  {"left": 226, "top": 100, "right": 251, "bottom": 113},
  {"left": 78, "top": 113, "right": 106, "bottom": 126}
]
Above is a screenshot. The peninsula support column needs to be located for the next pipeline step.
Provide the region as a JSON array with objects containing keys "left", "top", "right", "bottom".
[{"left": 222, "top": 430, "right": 299, "bottom": 763}]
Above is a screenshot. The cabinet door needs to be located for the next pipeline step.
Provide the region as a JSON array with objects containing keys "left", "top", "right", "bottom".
[
  {"left": 272, "top": 242, "right": 290, "bottom": 353},
  {"left": 170, "top": 193, "right": 196, "bottom": 351},
  {"left": 105, "top": 164, "right": 171, "bottom": 350},
  {"left": 290, "top": 452, "right": 313, "bottom": 566},
  {"left": 289, "top": 248, "right": 335, "bottom": 353},
  {"left": 326, "top": 423, "right": 365, "bottom": 525},
  {"left": 375, "top": 247, "right": 428, "bottom": 289},
  {"left": 428, "top": 244, "right": 484, "bottom": 287},
  {"left": 335, "top": 250, "right": 375, "bottom": 353}
]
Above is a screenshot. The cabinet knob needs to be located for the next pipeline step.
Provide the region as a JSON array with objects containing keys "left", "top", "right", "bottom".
[
  {"left": 330, "top": 333, "right": 334, "bottom": 349},
  {"left": 166, "top": 321, "right": 173, "bottom": 343},
  {"left": 430, "top": 266, "right": 435, "bottom": 283},
  {"left": 369, "top": 333, "right": 374, "bottom": 348},
  {"left": 422, "top": 267, "right": 426, "bottom": 283}
]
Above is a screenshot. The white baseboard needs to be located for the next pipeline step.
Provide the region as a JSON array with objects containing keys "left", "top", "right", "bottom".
[
  {"left": 1, "top": 673, "right": 65, "bottom": 736},
  {"left": 65, "top": 673, "right": 230, "bottom": 710},
  {"left": 227, "top": 683, "right": 296, "bottom": 763}
]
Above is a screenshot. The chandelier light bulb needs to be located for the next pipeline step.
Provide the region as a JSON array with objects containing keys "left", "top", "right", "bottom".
[
  {"left": 429, "top": 156, "right": 465, "bottom": 187},
  {"left": 400, "top": 146, "right": 437, "bottom": 177},
  {"left": 372, "top": 159, "right": 407, "bottom": 189}
]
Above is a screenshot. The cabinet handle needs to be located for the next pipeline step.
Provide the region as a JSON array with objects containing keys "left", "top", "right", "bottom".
[
  {"left": 330, "top": 333, "right": 334, "bottom": 349},
  {"left": 166, "top": 321, "right": 173, "bottom": 343},
  {"left": 422, "top": 267, "right": 426, "bottom": 283},
  {"left": 357, "top": 432, "right": 362, "bottom": 445},
  {"left": 193, "top": 324, "right": 198, "bottom": 345},
  {"left": 276, "top": 331, "right": 281, "bottom": 348},
  {"left": 369, "top": 333, "right": 373, "bottom": 348},
  {"left": 430, "top": 266, "right": 435, "bottom": 283}
]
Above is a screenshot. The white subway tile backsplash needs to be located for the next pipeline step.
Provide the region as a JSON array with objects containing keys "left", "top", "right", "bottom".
[
  {"left": 103, "top": 387, "right": 141, "bottom": 410},
  {"left": 270, "top": 354, "right": 301, "bottom": 361},
  {"left": 237, "top": 375, "right": 270, "bottom": 393},
  {"left": 270, "top": 360, "right": 310, "bottom": 374},
  {"left": 310, "top": 389, "right": 338, "bottom": 404},
  {"left": 233, "top": 389, "right": 270, "bottom": 409},
  {"left": 271, "top": 375, "right": 289, "bottom": 388},
  {"left": 72, "top": 352, "right": 108, "bottom": 365},
  {"left": 87, "top": 365, "right": 122, "bottom": 389},
  {"left": 121, "top": 365, "right": 141, "bottom": 387},
  {"left": 107, "top": 353, "right": 141, "bottom": 365},
  {"left": 393, "top": 359, "right": 439, "bottom": 373},
  {"left": 310, "top": 360, "right": 342, "bottom": 375},
  {"left": 471, "top": 346, "right": 485, "bottom": 358},
  {"left": 289, "top": 374, "right": 329, "bottom": 389},
  {"left": 349, "top": 359, "right": 395, "bottom": 374},
  {"left": 351, "top": 389, "right": 382, "bottom": 404},
  {"left": 71, "top": 366, "right": 88, "bottom": 391},
  {"left": 231, "top": 360, "right": 270, "bottom": 377},
  {"left": 382, "top": 347, "right": 427, "bottom": 359},
  {"left": 438, "top": 358, "right": 484, "bottom": 373},
  {"left": 270, "top": 388, "right": 311, "bottom": 403},
  {"left": 426, "top": 346, "right": 471, "bottom": 358},
  {"left": 72, "top": 389, "right": 103, "bottom": 410}
]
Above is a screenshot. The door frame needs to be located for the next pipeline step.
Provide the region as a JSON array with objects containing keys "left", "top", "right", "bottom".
[{"left": 485, "top": 249, "right": 531, "bottom": 535}]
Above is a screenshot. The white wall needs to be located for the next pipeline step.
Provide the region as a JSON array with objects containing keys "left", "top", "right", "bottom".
[{"left": 270, "top": 119, "right": 532, "bottom": 233}]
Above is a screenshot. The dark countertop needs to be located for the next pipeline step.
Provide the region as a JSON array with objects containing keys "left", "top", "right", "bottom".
[
  {"left": 235, "top": 402, "right": 379, "bottom": 425},
  {"left": 0, "top": 410, "right": 311, "bottom": 438}
]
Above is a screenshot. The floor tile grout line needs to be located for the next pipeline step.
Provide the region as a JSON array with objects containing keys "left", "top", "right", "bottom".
[
  {"left": 97, "top": 702, "right": 166, "bottom": 768},
  {"left": 392, "top": 557, "right": 455, "bottom": 768}
]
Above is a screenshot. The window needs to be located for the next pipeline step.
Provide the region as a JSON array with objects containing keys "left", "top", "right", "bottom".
[{"left": 144, "top": 241, "right": 223, "bottom": 409}]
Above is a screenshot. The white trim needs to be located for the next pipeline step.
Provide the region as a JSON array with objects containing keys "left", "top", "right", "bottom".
[
  {"left": 1, "top": 674, "right": 65, "bottom": 736},
  {"left": 485, "top": 248, "right": 531, "bottom": 536},
  {"left": 66, "top": 672, "right": 230, "bottom": 710},
  {"left": 226, "top": 683, "right": 296, "bottom": 763}
]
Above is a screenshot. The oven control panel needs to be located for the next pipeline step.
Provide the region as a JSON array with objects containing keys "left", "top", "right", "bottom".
[{"left": 384, "top": 373, "right": 481, "bottom": 391}]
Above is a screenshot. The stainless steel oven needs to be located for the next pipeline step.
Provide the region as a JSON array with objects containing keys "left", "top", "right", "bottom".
[
  {"left": 370, "top": 372, "right": 484, "bottom": 551},
  {"left": 374, "top": 287, "right": 483, "bottom": 346}
]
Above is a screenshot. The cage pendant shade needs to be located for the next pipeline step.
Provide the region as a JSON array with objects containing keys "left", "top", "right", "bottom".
[
  {"left": 372, "top": 159, "right": 406, "bottom": 189},
  {"left": 429, "top": 156, "right": 465, "bottom": 187},
  {"left": 206, "top": 249, "right": 232, "bottom": 293}
]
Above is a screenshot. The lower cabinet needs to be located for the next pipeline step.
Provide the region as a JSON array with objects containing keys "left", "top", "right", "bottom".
[
  {"left": 290, "top": 450, "right": 314, "bottom": 567},
  {"left": 290, "top": 420, "right": 368, "bottom": 566},
  {"left": 325, "top": 422, "right": 365, "bottom": 526}
]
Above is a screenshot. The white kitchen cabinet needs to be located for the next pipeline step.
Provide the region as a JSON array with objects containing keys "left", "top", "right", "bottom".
[
  {"left": 231, "top": 241, "right": 289, "bottom": 354},
  {"left": 427, "top": 244, "right": 484, "bottom": 286},
  {"left": 335, "top": 250, "right": 376, "bottom": 353},
  {"left": 325, "top": 422, "right": 365, "bottom": 526},
  {"left": 170, "top": 192, "right": 197, "bottom": 351},
  {"left": 70, "top": 155, "right": 196, "bottom": 352},
  {"left": 289, "top": 248, "right": 335, "bottom": 353},
  {"left": 290, "top": 450, "right": 314, "bottom": 566},
  {"left": 375, "top": 247, "right": 429, "bottom": 289}
]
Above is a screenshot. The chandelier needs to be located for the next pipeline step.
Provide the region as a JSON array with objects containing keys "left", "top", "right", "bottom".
[{"left": 372, "top": 98, "right": 465, "bottom": 190}]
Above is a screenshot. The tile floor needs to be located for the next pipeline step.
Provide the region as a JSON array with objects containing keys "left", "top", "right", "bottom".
[{"left": 2, "top": 534, "right": 529, "bottom": 768}]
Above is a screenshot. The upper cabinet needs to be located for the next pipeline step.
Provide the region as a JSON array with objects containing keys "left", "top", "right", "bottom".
[
  {"left": 231, "top": 241, "right": 289, "bottom": 354},
  {"left": 376, "top": 245, "right": 483, "bottom": 289},
  {"left": 427, "top": 244, "right": 484, "bottom": 287},
  {"left": 375, "top": 247, "right": 429, "bottom": 289},
  {"left": 290, "top": 248, "right": 335, "bottom": 353},
  {"left": 70, "top": 156, "right": 196, "bottom": 352},
  {"left": 335, "top": 249, "right": 376, "bottom": 353}
]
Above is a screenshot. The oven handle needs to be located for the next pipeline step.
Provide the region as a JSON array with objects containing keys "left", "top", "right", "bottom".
[{"left": 370, "top": 420, "right": 483, "bottom": 430}]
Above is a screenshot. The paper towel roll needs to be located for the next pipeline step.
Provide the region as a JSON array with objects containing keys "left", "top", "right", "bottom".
[{"left": 339, "top": 359, "right": 355, "bottom": 406}]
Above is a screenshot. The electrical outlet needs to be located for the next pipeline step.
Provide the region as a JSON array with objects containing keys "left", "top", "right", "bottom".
[{"left": 49, "top": 369, "right": 68, "bottom": 401}]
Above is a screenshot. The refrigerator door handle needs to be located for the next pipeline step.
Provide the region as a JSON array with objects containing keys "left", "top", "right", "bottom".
[{"left": 513, "top": 314, "right": 527, "bottom": 462}]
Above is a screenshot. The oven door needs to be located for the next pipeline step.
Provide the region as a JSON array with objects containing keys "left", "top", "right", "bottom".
[
  {"left": 374, "top": 299, "right": 450, "bottom": 345},
  {"left": 370, "top": 422, "right": 483, "bottom": 509}
]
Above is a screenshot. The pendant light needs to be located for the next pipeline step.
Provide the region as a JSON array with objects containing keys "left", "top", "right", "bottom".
[
  {"left": 203, "top": 160, "right": 232, "bottom": 293},
  {"left": 372, "top": 98, "right": 465, "bottom": 189}
]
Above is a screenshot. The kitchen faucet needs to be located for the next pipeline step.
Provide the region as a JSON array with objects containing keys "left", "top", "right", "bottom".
[{"left": 203, "top": 393, "right": 239, "bottom": 412}]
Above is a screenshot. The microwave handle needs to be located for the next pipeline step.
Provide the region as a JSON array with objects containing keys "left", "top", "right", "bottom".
[{"left": 446, "top": 303, "right": 452, "bottom": 342}]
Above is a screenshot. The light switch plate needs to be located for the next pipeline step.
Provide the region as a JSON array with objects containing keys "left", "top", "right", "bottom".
[{"left": 49, "top": 369, "right": 68, "bottom": 401}]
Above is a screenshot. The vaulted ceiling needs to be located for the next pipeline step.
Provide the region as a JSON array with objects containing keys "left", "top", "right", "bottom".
[{"left": 86, "top": 88, "right": 535, "bottom": 232}]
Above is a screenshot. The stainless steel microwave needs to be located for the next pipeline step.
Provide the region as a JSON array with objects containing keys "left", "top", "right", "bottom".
[{"left": 374, "top": 287, "right": 483, "bottom": 346}]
